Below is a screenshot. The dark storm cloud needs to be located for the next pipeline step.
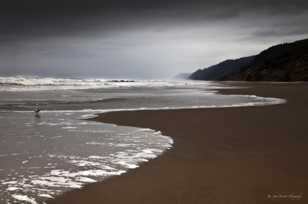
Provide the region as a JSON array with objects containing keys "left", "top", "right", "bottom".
[
  {"left": 1, "top": 0, "right": 308, "bottom": 40},
  {"left": 0, "top": 0, "right": 307, "bottom": 78}
]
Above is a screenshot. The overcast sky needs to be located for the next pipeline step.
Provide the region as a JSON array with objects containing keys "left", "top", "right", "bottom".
[{"left": 0, "top": 0, "right": 307, "bottom": 78}]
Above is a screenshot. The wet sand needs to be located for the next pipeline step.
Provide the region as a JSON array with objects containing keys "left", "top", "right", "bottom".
[{"left": 48, "top": 82, "right": 308, "bottom": 204}]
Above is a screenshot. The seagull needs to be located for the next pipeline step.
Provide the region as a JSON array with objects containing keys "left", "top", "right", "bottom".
[{"left": 34, "top": 105, "right": 41, "bottom": 117}]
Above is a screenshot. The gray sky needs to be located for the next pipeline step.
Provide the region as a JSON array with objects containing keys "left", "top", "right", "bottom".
[{"left": 0, "top": 0, "right": 307, "bottom": 78}]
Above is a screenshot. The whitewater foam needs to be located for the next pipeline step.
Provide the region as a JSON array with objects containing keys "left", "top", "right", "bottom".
[
  {"left": 0, "top": 78, "right": 287, "bottom": 204},
  {"left": 11, "top": 195, "right": 37, "bottom": 204},
  {"left": 0, "top": 76, "right": 227, "bottom": 92},
  {"left": 0, "top": 120, "right": 173, "bottom": 204}
]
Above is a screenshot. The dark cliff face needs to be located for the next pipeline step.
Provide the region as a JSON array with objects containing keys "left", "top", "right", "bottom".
[
  {"left": 189, "top": 56, "right": 255, "bottom": 80},
  {"left": 240, "top": 39, "right": 308, "bottom": 81},
  {"left": 189, "top": 38, "right": 308, "bottom": 81}
]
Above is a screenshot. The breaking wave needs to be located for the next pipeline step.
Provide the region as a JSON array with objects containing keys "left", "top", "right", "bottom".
[{"left": 0, "top": 76, "right": 226, "bottom": 91}]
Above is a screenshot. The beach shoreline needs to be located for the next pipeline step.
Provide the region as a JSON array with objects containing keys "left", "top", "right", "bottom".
[{"left": 48, "top": 82, "right": 308, "bottom": 204}]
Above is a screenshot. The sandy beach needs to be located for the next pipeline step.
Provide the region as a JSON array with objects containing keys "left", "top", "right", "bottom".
[{"left": 48, "top": 82, "right": 308, "bottom": 204}]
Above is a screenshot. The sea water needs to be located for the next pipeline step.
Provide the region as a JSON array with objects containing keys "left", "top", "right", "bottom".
[{"left": 0, "top": 76, "right": 285, "bottom": 203}]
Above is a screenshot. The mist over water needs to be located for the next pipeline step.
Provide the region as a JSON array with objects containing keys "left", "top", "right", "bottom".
[{"left": 0, "top": 77, "right": 285, "bottom": 203}]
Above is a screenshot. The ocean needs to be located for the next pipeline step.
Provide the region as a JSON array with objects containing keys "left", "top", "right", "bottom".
[{"left": 0, "top": 76, "right": 285, "bottom": 204}]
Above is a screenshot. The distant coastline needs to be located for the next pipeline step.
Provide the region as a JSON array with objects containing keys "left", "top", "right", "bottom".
[{"left": 189, "top": 38, "right": 308, "bottom": 81}]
